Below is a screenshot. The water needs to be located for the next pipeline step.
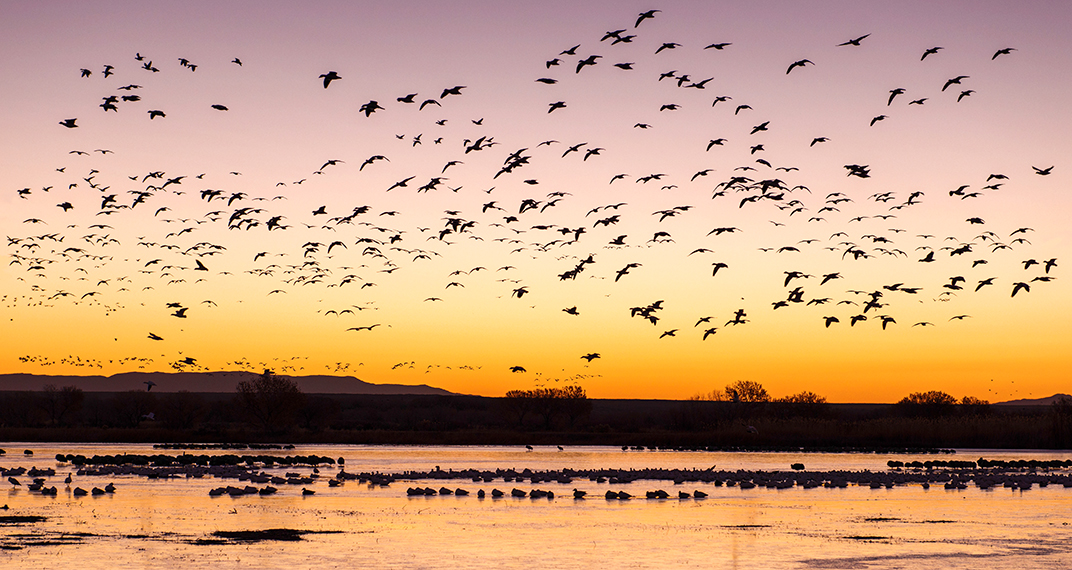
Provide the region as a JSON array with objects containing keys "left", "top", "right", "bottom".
[{"left": 2, "top": 444, "right": 1071, "bottom": 568}]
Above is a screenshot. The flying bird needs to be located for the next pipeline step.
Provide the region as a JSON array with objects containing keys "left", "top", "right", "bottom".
[
  {"left": 942, "top": 75, "right": 969, "bottom": 91},
  {"left": 635, "top": 9, "right": 660, "bottom": 27},
  {"left": 319, "top": 71, "right": 341, "bottom": 88},
  {"left": 786, "top": 59, "right": 813, "bottom": 74},
  {"left": 359, "top": 100, "right": 384, "bottom": 117},
  {"left": 576, "top": 55, "right": 601, "bottom": 73},
  {"left": 921, "top": 46, "right": 943, "bottom": 60},
  {"left": 837, "top": 34, "right": 870, "bottom": 46}
]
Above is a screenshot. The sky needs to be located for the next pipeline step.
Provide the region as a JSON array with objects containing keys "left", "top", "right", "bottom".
[{"left": 1, "top": 0, "right": 1069, "bottom": 402}]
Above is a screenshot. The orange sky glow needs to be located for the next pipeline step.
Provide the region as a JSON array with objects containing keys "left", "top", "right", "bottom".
[{"left": 1, "top": 1, "right": 1069, "bottom": 402}]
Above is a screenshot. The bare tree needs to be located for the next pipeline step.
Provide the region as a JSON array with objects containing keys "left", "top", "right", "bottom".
[
  {"left": 38, "top": 385, "right": 84, "bottom": 426},
  {"left": 504, "top": 389, "right": 536, "bottom": 427},
  {"left": 236, "top": 369, "right": 306, "bottom": 433},
  {"left": 558, "top": 385, "right": 592, "bottom": 427},
  {"left": 774, "top": 390, "right": 829, "bottom": 418},
  {"left": 160, "top": 391, "right": 205, "bottom": 429},
  {"left": 959, "top": 396, "right": 991, "bottom": 415},
  {"left": 777, "top": 391, "right": 827, "bottom": 404},
  {"left": 109, "top": 390, "right": 157, "bottom": 428},
  {"left": 898, "top": 390, "right": 957, "bottom": 417},
  {"left": 688, "top": 388, "right": 727, "bottom": 401},
  {"left": 504, "top": 386, "right": 591, "bottom": 429},
  {"left": 725, "top": 380, "right": 770, "bottom": 403}
]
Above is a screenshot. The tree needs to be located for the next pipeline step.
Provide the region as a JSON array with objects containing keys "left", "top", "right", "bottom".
[
  {"left": 688, "top": 388, "right": 727, "bottom": 401},
  {"left": 558, "top": 385, "right": 592, "bottom": 427},
  {"left": 38, "top": 385, "right": 84, "bottom": 426},
  {"left": 236, "top": 369, "right": 306, "bottom": 433},
  {"left": 0, "top": 391, "right": 44, "bottom": 427},
  {"left": 160, "top": 390, "right": 205, "bottom": 430},
  {"left": 531, "top": 388, "right": 559, "bottom": 429},
  {"left": 725, "top": 380, "right": 770, "bottom": 403},
  {"left": 898, "top": 390, "right": 957, "bottom": 417},
  {"left": 503, "top": 385, "right": 591, "bottom": 429},
  {"left": 959, "top": 396, "right": 991, "bottom": 415},
  {"left": 504, "top": 389, "right": 536, "bottom": 427},
  {"left": 899, "top": 391, "right": 957, "bottom": 405},
  {"left": 773, "top": 390, "right": 830, "bottom": 418},
  {"left": 109, "top": 390, "right": 156, "bottom": 428},
  {"left": 299, "top": 396, "right": 342, "bottom": 432},
  {"left": 777, "top": 391, "right": 827, "bottom": 405},
  {"left": 1053, "top": 396, "right": 1072, "bottom": 448}
]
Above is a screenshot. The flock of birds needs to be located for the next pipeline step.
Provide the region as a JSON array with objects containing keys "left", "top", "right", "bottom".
[{"left": 5, "top": 7, "right": 1060, "bottom": 387}]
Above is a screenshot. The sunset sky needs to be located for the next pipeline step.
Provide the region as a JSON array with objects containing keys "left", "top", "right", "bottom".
[{"left": 1, "top": 1, "right": 1069, "bottom": 402}]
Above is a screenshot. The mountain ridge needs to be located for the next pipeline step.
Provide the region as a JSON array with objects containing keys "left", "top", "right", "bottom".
[
  {"left": 993, "top": 393, "right": 1070, "bottom": 406},
  {"left": 0, "top": 371, "right": 457, "bottom": 396}
]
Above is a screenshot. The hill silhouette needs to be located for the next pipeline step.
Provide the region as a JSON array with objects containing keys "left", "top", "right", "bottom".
[
  {"left": 994, "top": 394, "right": 1071, "bottom": 406},
  {"left": 0, "top": 371, "right": 455, "bottom": 396}
]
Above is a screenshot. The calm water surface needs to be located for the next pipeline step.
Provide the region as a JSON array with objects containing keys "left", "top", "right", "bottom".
[{"left": 2, "top": 444, "right": 1071, "bottom": 569}]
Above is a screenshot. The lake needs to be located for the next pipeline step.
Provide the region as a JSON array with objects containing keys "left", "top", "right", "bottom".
[{"left": 2, "top": 444, "right": 1071, "bottom": 568}]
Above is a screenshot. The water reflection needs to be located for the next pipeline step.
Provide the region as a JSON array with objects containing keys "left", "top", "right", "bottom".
[{"left": 1, "top": 444, "right": 1070, "bottom": 569}]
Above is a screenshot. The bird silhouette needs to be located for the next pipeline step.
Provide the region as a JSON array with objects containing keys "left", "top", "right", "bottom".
[
  {"left": 786, "top": 59, "right": 813, "bottom": 74},
  {"left": 319, "top": 71, "right": 341, "bottom": 88},
  {"left": 921, "top": 46, "right": 943, "bottom": 60},
  {"left": 635, "top": 9, "right": 660, "bottom": 27},
  {"left": 837, "top": 34, "right": 870, "bottom": 46}
]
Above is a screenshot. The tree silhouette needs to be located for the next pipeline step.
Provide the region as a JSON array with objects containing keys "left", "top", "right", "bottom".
[
  {"left": 898, "top": 390, "right": 956, "bottom": 417},
  {"left": 777, "top": 391, "right": 827, "bottom": 404},
  {"left": 109, "top": 390, "right": 156, "bottom": 428},
  {"left": 504, "top": 389, "right": 536, "bottom": 427},
  {"left": 236, "top": 369, "right": 306, "bottom": 433},
  {"left": 38, "top": 385, "right": 84, "bottom": 426},
  {"left": 160, "top": 390, "right": 205, "bottom": 429},
  {"left": 959, "top": 396, "right": 991, "bottom": 415},
  {"left": 900, "top": 391, "right": 957, "bottom": 405},
  {"left": 1052, "top": 396, "right": 1072, "bottom": 448},
  {"left": 504, "top": 385, "right": 590, "bottom": 429},
  {"left": 558, "top": 385, "right": 592, "bottom": 427},
  {"left": 774, "top": 390, "right": 829, "bottom": 418},
  {"left": 725, "top": 380, "right": 770, "bottom": 403}
]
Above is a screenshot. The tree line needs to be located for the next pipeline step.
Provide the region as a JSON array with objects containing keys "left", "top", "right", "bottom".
[
  {"left": 0, "top": 370, "right": 319, "bottom": 433},
  {"left": 687, "top": 380, "right": 997, "bottom": 417},
  {"left": 2, "top": 374, "right": 1071, "bottom": 450},
  {"left": 503, "top": 385, "right": 592, "bottom": 428}
]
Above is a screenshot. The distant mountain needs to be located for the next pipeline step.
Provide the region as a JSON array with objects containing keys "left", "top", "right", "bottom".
[
  {"left": 0, "top": 371, "right": 456, "bottom": 396},
  {"left": 994, "top": 394, "right": 1071, "bottom": 406}
]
